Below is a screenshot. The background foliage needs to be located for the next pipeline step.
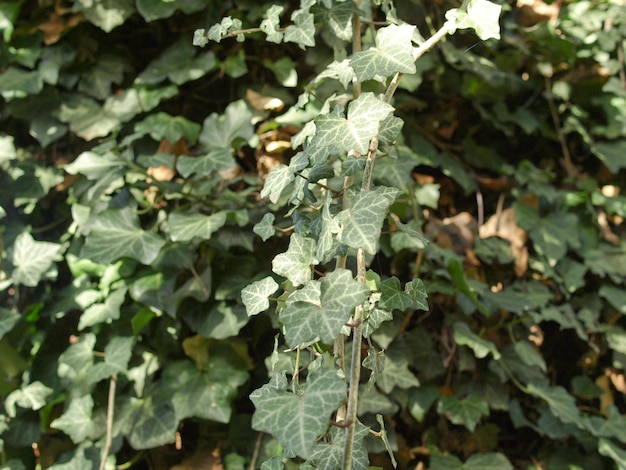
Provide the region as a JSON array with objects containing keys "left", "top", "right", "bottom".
[{"left": 1, "top": 0, "right": 626, "bottom": 469}]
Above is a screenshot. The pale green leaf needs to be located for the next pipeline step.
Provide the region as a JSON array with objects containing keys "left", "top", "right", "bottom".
[
  {"left": 284, "top": 9, "right": 315, "bottom": 49},
  {"left": 260, "top": 5, "right": 284, "bottom": 44},
  {"left": 242, "top": 276, "right": 279, "bottom": 316},
  {"left": 135, "top": 112, "right": 201, "bottom": 144},
  {"left": 78, "top": 287, "right": 127, "bottom": 330},
  {"left": 253, "top": 213, "right": 276, "bottom": 241},
  {"left": 136, "top": 0, "right": 206, "bottom": 21},
  {"left": 279, "top": 269, "right": 369, "bottom": 347},
  {"left": 0, "top": 135, "right": 16, "bottom": 164},
  {"left": 164, "top": 359, "right": 247, "bottom": 423},
  {"left": 196, "top": 303, "right": 249, "bottom": 339},
  {"left": 64, "top": 150, "right": 126, "bottom": 180},
  {"left": 453, "top": 322, "right": 501, "bottom": 359},
  {"left": 437, "top": 395, "right": 489, "bottom": 432},
  {"left": 5, "top": 381, "right": 53, "bottom": 417},
  {"left": 88, "top": 336, "right": 135, "bottom": 382},
  {"left": 529, "top": 212, "right": 579, "bottom": 264},
  {"left": 168, "top": 212, "right": 227, "bottom": 242},
  {"left": 311, "top": 2, "right": 357, "bottom": 41},
  {"left": 600, "top": 285, "right": 626, "bottom": 314},
  {"left": 312, "top": 93, "right": 394, "bottom": 155},
  {"left": 272, "top": 233, "right": 317, "bottom": 287},
  {"left": 177, "top": 149, "right": 236, "bottom": 177},
  {"left": 376, "top": 350, "right": 420, "bottom": 393},
  {"left": 50, "top": 395, "right": 94, "bottom": 444},
  {"left": 205, "top": 16, "right": 243, "bottom": 43},
  {"left": 337, "top": 186, "right": 400, "bottom": 254},
  {"left": 260, "top": 164, "right": 295, "bottom": 203},
  {"left": 81, "top": 206, "right": 166, "bottom": 265},
  {"left": 11, "top": 232, "right": 61, "bottom": 287},
  {"left": 445, "top": 0, "right": 502, "bottom": 41},
  {"left": 250, "top": 368, "right": 346, "bottom": 459},
  {"left": 350, "top": 24, "right": 416, "bottom": 81},
  {"left": 73, "top": 0, "right": 134, "bottom": 32},
  {"left": 0, "top": 308, "right": 20, "bottom": 341},
  {"left": 598, "top": 438, "right": 626, "bottom": 470},
  {"left": 309, "top": 424, "right": 369, "bottom": 470},
  {"left": 0, "top": 67, "right": 43, "bottom": 100}
]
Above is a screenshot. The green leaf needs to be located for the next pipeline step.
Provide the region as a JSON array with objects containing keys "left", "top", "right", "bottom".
[
  {"left": 136, "top": 0, "right": 206, "bottom": 22},
  {"left": 408, "top": 384, "right": 440, "bottom": 422},
  {"left": 376, "top": 350, "right": 420, "bottom": 393},
  {"left": 598, "top": 438, "right": 626, "bottom": 470},
  {"left": 135, "top": 112, "right": 201, "bottom": 144},
  {"left": 311, "top": 2, "right": 357, "bottom": 41},
  {"left": 526, "top": 382, "right": 582, "bottom": 425},
  {"left": 600, "top": 285, "right": 626, "bottom": 314},
  {"left": 0, "top": 308, "right": 20, "bottom": 341},
  {"left": 272, "top": 233, "right": 317, "bottom": 287},
  {"left": 284, "top": 9, "right": 315, "bottom": 49},
  {"left": 250, "top": 367, "right": 345, "bottom": 459},
  {"left": 177, "top": 149, "right": 236, "bottom": 177},
  {"left": 253, "top": 213, "right": 276, "bottom": 241},
  {"left": 431, "top": 452, "right": 513, "bottom": 470},
  {"left": 437, "top": 395, "right": 489, "bottom": 432},
  {"left": 309, "top": 424, "right": 369, "bottom": 470},
  {"left": 378, "top": 277, "right": 412, "bottom": 311},
  {"left": 350, "top": 24, "right": 416, "bottom": 81},
  {"left": 592, "top": 140, "right": 626, "bottom": 173},
  {"left": 204, "top": 16, "right": 243, "bottom": 43},
  {"left": 10, "top": 232, "right": 61, "bottom": 287},
  {"left": 260, "top": 164, "right": 295, "bottom": 203},
  {"left": 0, "top": 135, "right": 16, "bottom": 164},
  {"left": 0, "top": 1, "right": 20, "bottom": 42},
  {"left": 63, "top": 150, "right": 126, "bottom": 180},
  {"left": 453, "top": 322, "right": 501, "bottom": 359},
  {"left": 73, "top": 0, "right": 135, "bottom": 32},
  {"left": 512, "top": 341, "right": 546, "bottom": 372},
  {"left": 164, "top": 359, "right": 247, "bottom": 423},
  {"left": 312, "top": 93, "right": 395, "bottom": 155},
  {"left": 199, "top": 100, "right": 254, "bottom": 151},
  {"left": 88, "top": 336, "right": 135, "bottom": 382},
  {"left": 529, "top": 212, "right": 579, "bottom": 264},
  {"left": 260, "top": 5, "right": 284, "bottom": 44},
  {"left": 405, "top": 278, "right": 429, "bottom": 310},
  {"left": 81, "top": 206, "right": 166, "bottom": 265},
  {"left": 5, "top": 381, "right": 53, "bottom": 417},
  {"left": 196, "top": 303, "right": 249, "bottom": 339},
  {"left": 0, "top": 68, "right": 43, "bottom": 101},
  {"left": 168, "top": 212, "right": 227, "bottom": 242},
  {"left": 337, "top": 186, "right": 400, "bottom": 254},
  {"left": 242, "top": 276, "right": 279, "bottom": 316},
  {"left": 78, "top": 287, "right": 127, "bottom": 330},
  {"left": 445, "top": 0, "right": 502, "bottom": 41},
  {"left": 120, "top": 396, "right": 177, "bottom": 450},
  {"left": 50, "top": 395, "right": 95, "bottom": 444},
  {"left": 279, "top": 269, "right": 369, "bottom": 347},
  {"left": 136, "top": 37, "right": 217, "bottom": 85}
]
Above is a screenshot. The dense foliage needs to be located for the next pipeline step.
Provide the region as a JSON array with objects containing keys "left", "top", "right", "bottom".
[{"left": 1, "top": 0, "right": 626, "bottom": 468}]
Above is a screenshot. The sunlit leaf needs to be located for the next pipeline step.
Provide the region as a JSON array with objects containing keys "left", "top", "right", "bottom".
[
  {"left": 350, "top": 24, "right": 416, "bottom": 81},
  {"left": 73, "top": 0, "right": 135, "bottom": 32},
  {"left": 284, "top": 9, "right": 315, "bottom": 49},
  {"left": 242, "top": 276, "right": 279, "bottom": 316},
  {"left": 10, "top": 232, "right": 62, "bottom": 287},
  {"left": 50, "top": 395, "right": 95, "bottom": 443},
  {"left": 250, "top": 368, "right": 345, "bottom": 459},
  {"left": 445, "top": 0, "right": 502, "bottom": 41},
  {"left": 5, "top": 381, "right": 54, "bottom": 417},
  {"left": 199, "top": 100, "right": 254, "bottom": 151},
  {"left": 260, "top": 4, "right": 284, "bottom": 43},
  {"left": 168, "top": 211, "right": 227, "bottom": 242},
  {"left": 78, "top": 287, "right": 127, "bottom": 330},
  {"left": 260, "top": 164, "right": 295, "bottom": 203},
  {"left": 272, "top": 233, "right": 317, "bottom": 287}
]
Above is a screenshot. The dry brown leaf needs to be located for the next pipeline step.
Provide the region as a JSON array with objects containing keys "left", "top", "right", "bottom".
[
  {"left": 425, "top": 212, "right": 477, "bottom": 255},
  {"left": 516, "top": 0, "right": 561, "bottom": 27},
  {"left": 608, "top": 368, "right": 626, "bottom": 394},
  {"left": 246, "top": 89, "right": 285, "bottom": 112},
  {"left": 479, "top": 207, "right": 528, "bottom": 276},
  {"left": 38, "top": 8, "right": 84, "bottom": 45},
  {"left": 595, "top": 374, "right": 614, "bottom": 416}
]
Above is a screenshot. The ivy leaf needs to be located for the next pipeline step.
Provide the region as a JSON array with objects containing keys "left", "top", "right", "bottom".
[
  {"left": 0, "top": 135, "right": 16, "bottom": 164},
  {"left": 279, "top": 269, "right": 369, "bottom": 347},
  {"left": 592, "top": 140, "right": 626, "bottom": 173},
  {"left": 242, "top": 276, "right": 279, "bottom": 316},
  {"left": 64, "top": 150, "right": 126, "bottom": 180},
  {"left": 205, "top": 16, "right": 243, "bottom": 43},
  {"left": 350, "top": 24, "right": 416, "bottom": 81},
  {"left": 199, "top": 100, "right": 254, "bottom": 151},
  {"left": 312, "top": 93, "right": 395, "bottom": 155},
  {"left": 405, "top": 278, "right": 429, "bottom": 310},
  {"left": 272, "top": 233, "right": 317, "bottom": 287},
  {"left": 121, "top": 396, "right": 177, "bottom": 449},
  {"left": 437, "top": 395, "right": 489, "bottom": 432},
  {"left": 10, "top": 232, "right": 62, "bottom": 287},
  {"left": 598, "top": 438, "right": 626, "bottom": 470},
  {"left": 88, "top": 336, "right": 135, "bottom": 382},
  {"left": 134, "top": 112, "right": 201, "bottom": 144},
  {"left": 311, "top": 2, "right": 356, "bottom": 41},
  {"left": 136, "top": 0, "right": 206, "bottom": 22},
  {"left": 253, "top": 213, "right": 276, "bottom": 241},
  {"left": 81, "top": 206, "right": 166, "bottom": 265},
  {"left": 453, "top": 322, "right": 501, "bottom": 359},
  {"left": 5, "top": 381, "right": 53, "bottom": 417},
  {"left": 50, "top": 395, "right": 95, "bottom": 444},
  {"left": 0, "top": 68, "right": 43, "bottom": 101},
  {"left": 73, "top": 0, "right": 135, "bottom": 32},
  {"left": 431, "top": 452, "right": 513, "bottom": 470},
  {"left": 78, "top": 287, "right": 127, "bottom": 330},
  {"left": 512, "top": 341, "right": 546, "bottom": 372},
  {"left": 445, "top": 0, "right": 502, "bottom": 41},
  {"left": 261, "top": 164, "right": 295, "bottom": 203},
  {"left": 337, "top": 186, "right": 400, "bottom": 254},
  {"left": 260, "top": 5, "right": 284, "bottom": 44},
  {"left": 250, "top": 368, "right": 346, "bottom": 459},
  {"left": 378, "top": 276, "right": 412, "bottom": 311},
  {"left": 197, "top": 303, "right": 249, "bottom": 339},
  {"left": 164, "top": 359, "right": 248, "bottom": 423},
  {"left": 0, "top": 308, "right": 21, "bottom": 341},
  {"left": 177, "top": 149, "right": 236, "bottom": 177},
  {"left": 168, "top": 212, "right": 227, "bottom": 242},
  {"left": 526, "top": 382, "right": 582, "bottom": 425},
  {"left": 284, "top": 9, "right": 315, "bottom": 49},
  {"left": 529, "top": 212, "right": 579, "bottom": 265},
  {"left": 376, "top": 350, "right": 420, "bottom": 393},
  {"left": 309, "top": 424, "right": 370, "bottom": 470}
]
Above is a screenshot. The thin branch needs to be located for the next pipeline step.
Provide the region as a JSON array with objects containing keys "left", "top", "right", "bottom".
[
  {"left": 544, "top": 75, "right": 577, "bottom": 178},
  {"left": 249, "top": 432, "right": 264, "bottom": 470},
  {"left": 99, "top": 374, "right": 117, "bottom": 470}
]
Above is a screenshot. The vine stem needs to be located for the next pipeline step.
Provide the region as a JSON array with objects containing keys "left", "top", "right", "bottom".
[
  {"left": 99, "top": 374, "right": 117, "bottom": 470},
  {"left": 342, "top": 20, "right": 452, "bottom": 470}
]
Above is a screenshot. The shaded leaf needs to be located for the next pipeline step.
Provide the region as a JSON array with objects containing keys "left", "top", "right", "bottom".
[
  {"left": 453, "top": 322, "right": 501, "bottom": 359},
  {"left": 135, "top": 112, "right": 201, "bottom": 144},
  {"left": 437, "top": 395, "right": 489, "bottom": 432},
  {"left": 199, "top": 100, "right": 254, "bottom": 151},
  {"left": 168, "top": 212, "right": 227, "bottom": 242},
  {"left": 73, "top": 0, "right": 134, "bottom": 32}
]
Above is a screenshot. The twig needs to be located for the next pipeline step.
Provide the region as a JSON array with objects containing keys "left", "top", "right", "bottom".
[
  {"left": 544, "top": 75, "right": 577, "bottom": 178},
  {"left": 99, "top": 374, "right": 117, "bottom": 470},
  {"left": 249, "top": 432, "right": 264, "bottom": 470}
]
